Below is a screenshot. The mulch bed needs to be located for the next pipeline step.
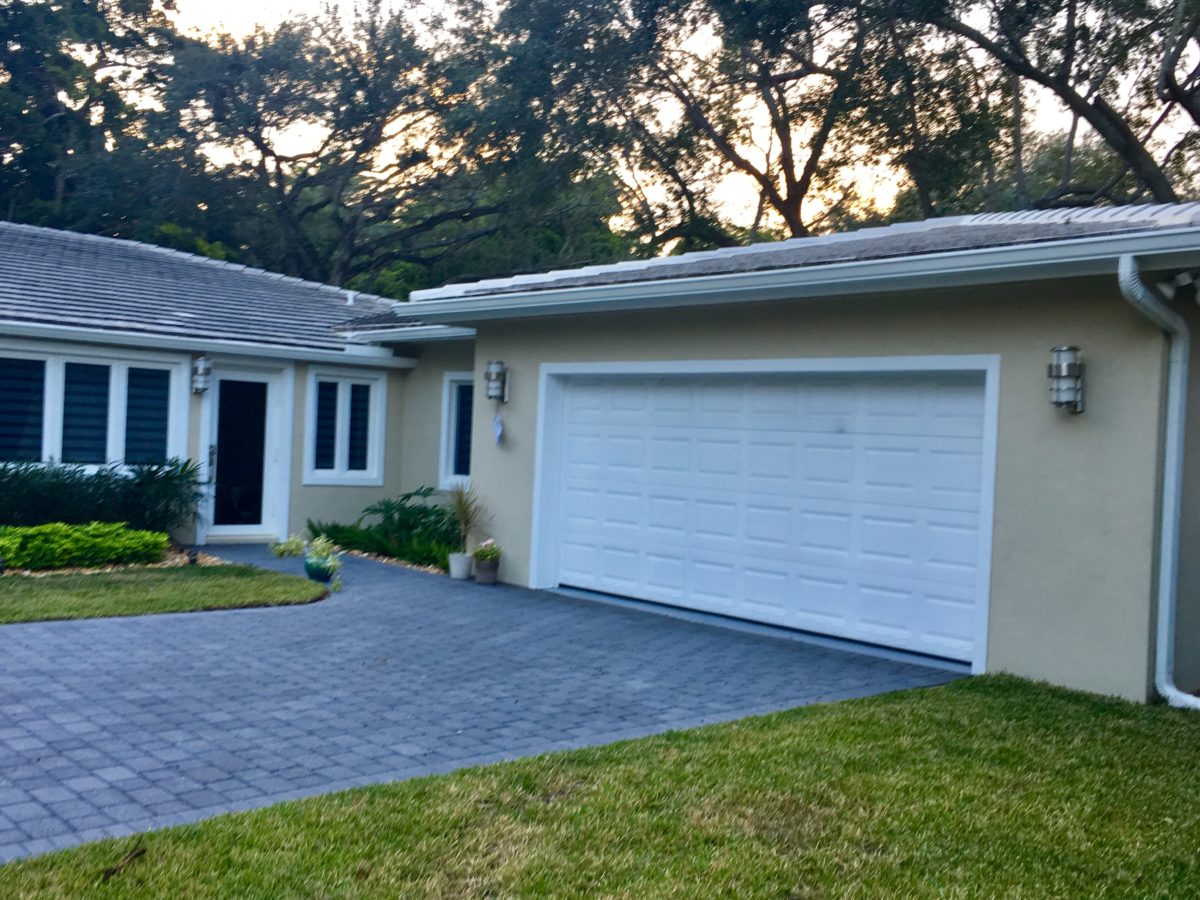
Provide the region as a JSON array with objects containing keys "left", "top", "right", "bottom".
[{"left": 1, "top": 548, "right": 228, "bottom": 578}]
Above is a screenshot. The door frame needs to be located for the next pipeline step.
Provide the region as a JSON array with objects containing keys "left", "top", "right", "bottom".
[
  {"left": 197, "top": 361, "right": 295, "bottom": 544},
  {"left": 530, "top": 355, "right": 1001, "bottom": 674}
]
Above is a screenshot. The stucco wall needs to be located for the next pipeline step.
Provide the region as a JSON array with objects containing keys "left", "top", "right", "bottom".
[
  {"left": 285, "top": 364, "right": 405, "bottom": 533},
  {"left": 464, "top": 277, "right": 1167, "bottom": 701},
  {"left": 285, "top": 345, "right": 475, "bottom": 533},
  {"left": 396, "top": 342, "right": 477, "bottom": 492}
]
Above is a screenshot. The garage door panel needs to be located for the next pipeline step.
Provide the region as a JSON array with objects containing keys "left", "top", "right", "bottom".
[{"left": 554, "top": 372, "right": 987, "bottom": 661}]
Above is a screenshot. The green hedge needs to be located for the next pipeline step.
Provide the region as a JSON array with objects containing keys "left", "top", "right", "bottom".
[
  {"left": 0, "top": 460, "right": 202, "bottom": 531},
  {"left": 0, "top": 522, "right": 169, "bottom": 570}
]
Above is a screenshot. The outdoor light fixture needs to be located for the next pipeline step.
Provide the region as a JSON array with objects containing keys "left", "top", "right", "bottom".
[
  {"left": 484, "top": 360, "right": 509, "bottom": 403},
  {"left": 1048, "top": 346, "right": 1085, "bottom": 414},
  {"left": 191, "top": 355, "right": 212, "bottom": 394}
]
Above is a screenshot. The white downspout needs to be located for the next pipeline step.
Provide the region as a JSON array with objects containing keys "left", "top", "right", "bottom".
[{"left": 1117, "top": 254, "right": 1200, "bottom": 709}]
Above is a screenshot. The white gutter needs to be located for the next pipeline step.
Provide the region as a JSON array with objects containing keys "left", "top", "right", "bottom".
[
  {"left": 1117, "top": 254, "right": 1200, "bottom": 709},
  {"left": 0, "top": 320, "right": 418, "bottom": 369},
  {"left": 406, "top": 227, "right": 1200, "bottom": 322},
  {"left": 337, "top": 325, "right": 477, "bottom": 343}
]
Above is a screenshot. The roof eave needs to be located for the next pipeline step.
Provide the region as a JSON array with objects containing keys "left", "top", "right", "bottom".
[
  {"left": 0, "top": 321, "right": 418, "bottom": 369},
  {"left": 336, "top": 325, "right": 478, "bottom": 344},
  {"left": 406, "top": 228, "right": 1200, "bottom": 323}
]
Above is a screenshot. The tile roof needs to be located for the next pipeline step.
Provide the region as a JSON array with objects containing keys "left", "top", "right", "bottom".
[
  {"left": 0, "top": 222, "right": 397, "bottom": 351},
  {"left": 409, "top": 203, "right": 1200, "bottom": 302}
]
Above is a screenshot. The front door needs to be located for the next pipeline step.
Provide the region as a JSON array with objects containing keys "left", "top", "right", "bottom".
[
  {"left": 201, "top": 365, "right": 291, "bottom": 542},
  {"left": 214, "top": 379, "right": 268, "bottom": 526}
]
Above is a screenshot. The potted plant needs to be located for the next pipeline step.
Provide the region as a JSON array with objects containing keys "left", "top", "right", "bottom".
[
  {"left": 272, "top": 534, "right": 344, "bottom": 589},
  {"left": 446, "top": 485, "right": 483, "bottom": 580},
  {"left": 472, "top": 539, "right": 502, "bottom": 584}
]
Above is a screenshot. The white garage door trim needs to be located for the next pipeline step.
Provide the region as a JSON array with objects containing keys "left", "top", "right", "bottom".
[{"left": 530, "top": 355, "right": 1001, "bottom": 674}]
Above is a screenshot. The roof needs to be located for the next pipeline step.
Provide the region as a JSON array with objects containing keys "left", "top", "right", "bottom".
[
  {"left": 0, "top": 222, "right": 399, "bottom": 354},
  {"left": 411, "top": 203, "right": 1200, "bottom": 302}
]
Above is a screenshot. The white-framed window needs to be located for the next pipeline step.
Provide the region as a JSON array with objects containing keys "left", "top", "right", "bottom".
[
  {"left": 0, "top": 345, "right": 187, "bottom": 466},
  {"left": 439, "top": 371, "right": 474, "bottom": 488},
  {"left": 304, "top": 367, "right": 387, "bottom": 486}
]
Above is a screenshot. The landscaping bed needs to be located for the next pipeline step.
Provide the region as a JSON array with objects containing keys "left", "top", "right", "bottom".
[
  {"left": 0, "top": 565, "right": 328, "bottom": 624},
  {"left": 1, "top": 676, "right": 1198, "bottom": 896}
]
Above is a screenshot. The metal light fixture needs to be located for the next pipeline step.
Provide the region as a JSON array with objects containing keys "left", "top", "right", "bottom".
[
  {"left": 484, "top": 360, "right": 509, "bottom": 403},
  {"left": 191, "top": 355, "right": 212, "bottom": 394},
  {"left": 1048, "top": 346, "right": 1084, "bottom": 414}
]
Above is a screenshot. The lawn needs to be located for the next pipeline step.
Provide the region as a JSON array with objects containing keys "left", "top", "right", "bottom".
[
  {"left": 0, "top": 565, "right": 327, "bottom": 624},
  {"left": 1, "top": 676, "right": 1198, "bottom": 897}
]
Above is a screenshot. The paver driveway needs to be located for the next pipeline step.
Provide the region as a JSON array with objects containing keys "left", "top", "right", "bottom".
[{"left": 0, "top": 548, "right": 958, "bottom": 862}]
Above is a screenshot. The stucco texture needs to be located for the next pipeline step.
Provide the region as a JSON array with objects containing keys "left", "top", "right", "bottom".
[
  {"left": 286, "top": 343, "right": 475, "bottom": 534},
  {"left": 463, "top": 277, "right": 1167, "bottom": 701}
]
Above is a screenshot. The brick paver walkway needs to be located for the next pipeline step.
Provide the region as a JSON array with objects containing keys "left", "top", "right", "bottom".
[{"left": 0, "top": 547, "right": 957, "bottom": 862}]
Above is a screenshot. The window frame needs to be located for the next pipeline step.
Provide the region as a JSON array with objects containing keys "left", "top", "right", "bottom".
[
  {"left": 303, "top": 366, "right": 388, "bottom": 486},
  {"left": 439, "top": 371, "right": 475, "bottom": 489},
  {"left": 0, "top": 342, "right": 188, "bottom": 468}
]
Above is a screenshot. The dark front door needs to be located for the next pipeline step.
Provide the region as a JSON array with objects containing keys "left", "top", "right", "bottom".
[{"left": 214, "top": 379, "right": 268, "bottom": 527}]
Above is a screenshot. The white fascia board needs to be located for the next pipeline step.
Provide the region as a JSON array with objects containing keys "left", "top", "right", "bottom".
[
  {"left": 406, "top": 228, "right": 1200, "bottom": 323},
  {"left": 337, "top": 325, "right": 478, "bottom": 343},
  {"left": 0, "top": 320, "right": 418, "bottom": 369}
]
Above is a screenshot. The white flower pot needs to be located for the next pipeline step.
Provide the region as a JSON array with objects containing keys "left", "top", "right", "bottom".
[{"left": 448, "top": 552, "right": 472, "bottom": 580}]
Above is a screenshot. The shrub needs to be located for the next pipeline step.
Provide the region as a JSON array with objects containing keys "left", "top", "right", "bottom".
[
  {"left": 0, "top": 522, "right": 169, "bottom": 570},
  {"left": 309, "top": 486, "right": 458, "bottom": 570},
  {"left": 0, "top": 460, "right": 203, "bottom": 532}
]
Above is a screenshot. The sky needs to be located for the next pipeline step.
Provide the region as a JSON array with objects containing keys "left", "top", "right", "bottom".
[{"left": 171, "top": 0, "right": 330, "bottom": 38}]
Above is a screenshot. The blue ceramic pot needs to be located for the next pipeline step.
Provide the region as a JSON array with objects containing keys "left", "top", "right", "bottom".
[{"left": 304, "top": 557, "right": 336, "bottom": 583}]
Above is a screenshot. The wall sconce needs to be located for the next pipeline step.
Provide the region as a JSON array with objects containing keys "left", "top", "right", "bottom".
[
  {"left": 191, "top": 356, "right": 212, "bottom": 394},
  {"left": 485, "top": 360, "right": 509, "bottom": 404},
  {"left": 1048, "top": 346, "right": 1084, "bottom": 414}
]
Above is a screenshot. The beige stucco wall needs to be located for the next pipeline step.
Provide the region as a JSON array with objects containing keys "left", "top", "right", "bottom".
[
  {"left": 285, "top": 344, "right": 476, "bottom": 533},
  {"left": 463, "top": 277, "right": 1167, "bottom": 701},
  {"left": 396, "top": 342, "right": 477, "bottom": 492}
]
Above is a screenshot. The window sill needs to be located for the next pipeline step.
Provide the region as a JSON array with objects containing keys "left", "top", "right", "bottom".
[{"left": 303, "top": 472, "right": 385, "bottom": 488}]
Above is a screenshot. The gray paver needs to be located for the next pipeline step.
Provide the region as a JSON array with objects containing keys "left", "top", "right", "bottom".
[{"left": 0, "top": 546, "right": 957, "bottom": 864}]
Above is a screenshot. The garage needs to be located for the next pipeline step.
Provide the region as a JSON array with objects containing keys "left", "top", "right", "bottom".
[{"left": 541, "top": 365, "right": 995, "bottom": 665}]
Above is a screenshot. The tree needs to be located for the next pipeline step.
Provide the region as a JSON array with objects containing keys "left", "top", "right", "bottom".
[
  {"left": 0, "top": 0, "right": 177, "bottom": 223},
  {"left": 894, "top": 0, "right": 1194, "bottom": 204}
]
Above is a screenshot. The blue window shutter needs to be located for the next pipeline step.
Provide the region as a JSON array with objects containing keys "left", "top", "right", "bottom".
[
  {"left": 347, "top": 384, "right": 370, "bottom": 471},
  {"left": 124, "top": 368, "right": 170, "bottom": 464},
  {"left": 62, "top": 363, "right": 111, "bottom": 464},
  {"left": 453, "top": 383, "right": 473, "bottom": 477},
  {"left": 314, "top": 381, "right": 338, "bottom": 469},
  {"left": 0, "top": 357, "right": 45, "bottom": 462}
]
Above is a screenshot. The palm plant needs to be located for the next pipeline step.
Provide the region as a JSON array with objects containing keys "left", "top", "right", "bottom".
[{"left": 445, "top": 485, "right": 484, "bottom": 553}]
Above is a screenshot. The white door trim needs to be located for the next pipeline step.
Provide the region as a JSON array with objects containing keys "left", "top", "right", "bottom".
[
  {"left": 197, "top": 362, "right": 294, "bottom": 544},
  {"left": 530, "top": 354, "right": 1001, "bottom": 674}
]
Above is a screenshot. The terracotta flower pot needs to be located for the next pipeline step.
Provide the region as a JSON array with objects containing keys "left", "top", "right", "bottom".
[{"left": 474, "top": 558, "right": 500, "bottom": 584}]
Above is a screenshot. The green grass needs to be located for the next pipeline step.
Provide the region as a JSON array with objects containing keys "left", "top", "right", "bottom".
[
  {"left": 2, "top": 676, "right": 1199, "bottom": 897},
  {"left": 0, "top": 566, "right": 327, "bottom": 624}
]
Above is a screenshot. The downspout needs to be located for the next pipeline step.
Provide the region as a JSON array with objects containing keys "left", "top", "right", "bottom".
[{"left": 1117, "top": 254, "right": 1200, "bottom": 709}]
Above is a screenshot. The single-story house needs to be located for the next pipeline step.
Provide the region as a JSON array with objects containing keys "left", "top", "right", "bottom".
[{"left": 2, "top": 205, "right": 1199, "bottom": 707}]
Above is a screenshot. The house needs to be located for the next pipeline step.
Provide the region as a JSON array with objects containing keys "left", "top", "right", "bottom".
[
  {"left": 0, "top": 223, "right": 475, "bottom": 544},
  {"left": 2, "top": 205, "right": 1199, "bottom": 706}
]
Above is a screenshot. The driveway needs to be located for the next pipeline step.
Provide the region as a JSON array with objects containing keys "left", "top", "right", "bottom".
[{"left": 0, "top": 548, "right": 958, "bottom": 862}]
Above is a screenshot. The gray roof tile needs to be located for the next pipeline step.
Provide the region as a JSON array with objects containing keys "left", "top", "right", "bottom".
[
  {"left": 0, "top": 223, "right": 397, "bottom": 351},
  {"left": 410, "top": 203, "right": 1200, "bottom": 302}
]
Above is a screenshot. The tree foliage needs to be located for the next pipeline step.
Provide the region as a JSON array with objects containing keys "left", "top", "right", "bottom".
[{"left": 0, "top": 0, "right": 1195, "bottom": 288}]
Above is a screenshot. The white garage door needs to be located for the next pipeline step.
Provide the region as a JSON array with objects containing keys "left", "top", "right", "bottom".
[{"left": 553, "top": 372, "right": 989, "bottom": 662}]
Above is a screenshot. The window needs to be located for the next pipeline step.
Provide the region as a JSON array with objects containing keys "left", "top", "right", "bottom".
[
  {"left": 62, "top": 363, "right": 110, "bottom": 464},
  {"left": 440, "top": 372, "right": 474, "bottom": 487},
  {"left": 305, "top": 369, "right": 387, "bottom": 485},
  {"left": 0, "top": 357, "right": 45, "bottom": 462},
  {"left": 0, "top": 350, "right": 182, "bottom": 466},
  {"left": 124, "top": 368, "right": 171, "bottom": 464}
]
